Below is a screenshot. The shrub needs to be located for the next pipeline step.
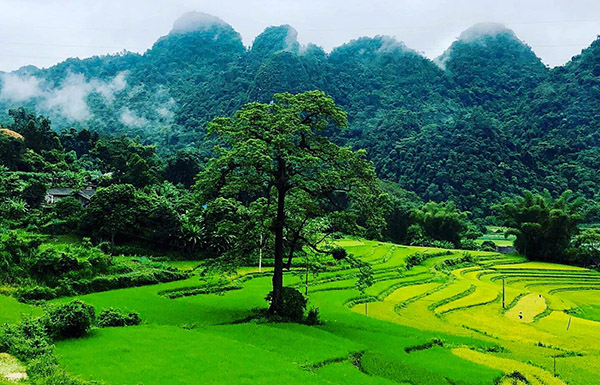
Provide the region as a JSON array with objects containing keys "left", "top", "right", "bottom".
[
  {"left": 97, "top": 308, "right": 141, "bottom": 327},
  {"left": 0, "top": 318, "right": 53, "bottom": 361},
  {"left": 265, "top": 287, "right": 307, "bottom": 322},
  {"left": 480, "top": 240, "right": 497, "bottom": 252},
  {"left": 331, "top": 247, "right": 347, "bottom": 261},
  {"left": 26, "top": 250, "right": 80, "bottom": 283},
  {"left": 15, "top": 285, "right": 58, "bottom": 301},
  {"left": 305, "top": 307, "right": 321, "bottom": 325},
  {"left": 459, "top": 239, "right": 479, "bottom": 251},
  {"left": 27, "top": 353, "right": 94, "bottom": 385},
  {"left": 43, "top": 300, "right": 95, "bottom": 339},
  {"left": 503, "top": 371, "right": 529, "bottom": 384}
]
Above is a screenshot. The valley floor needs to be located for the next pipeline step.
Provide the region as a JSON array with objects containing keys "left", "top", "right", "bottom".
[{"left": 3, "top": 240, "right": 600, "bottom": 385}]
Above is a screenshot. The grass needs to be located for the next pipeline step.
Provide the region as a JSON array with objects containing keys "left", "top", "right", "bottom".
[
  {"left": 475, "top": 226, "right": 515, "bottom": 247},
  {"left": 2, "top": 238, "right": 600, "bottom": 384},
  {"left": 0, "top": 295, "right": 43, "bottom": 324},
  {"left": 56, "top": 325, "right": 337, "bottom": 385}
]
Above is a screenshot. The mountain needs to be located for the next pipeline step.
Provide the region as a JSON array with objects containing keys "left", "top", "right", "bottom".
[
  {"left": 436, "top": 23, "right": 548, "bottom": 111},
  {"left": 0, "top": 14, "right": 598, "bottom": 216}
]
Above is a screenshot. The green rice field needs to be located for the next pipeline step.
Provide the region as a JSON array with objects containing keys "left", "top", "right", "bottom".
[{"left": 3, "top": 239, "right": 600, "bottom": 384}]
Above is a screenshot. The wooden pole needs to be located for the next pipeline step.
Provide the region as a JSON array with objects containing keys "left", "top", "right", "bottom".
[
  {"left": 305, "top": 256, "right": 309, "bottom": 296},
  {"left": 567, "top": 316, "right": 572, "bottom": 331},
  {"left": 258, "top": 234, "right": 263, "bottom": 273},
  {"left": 502, "top": 278, "right": 505, "bottom": 309}
]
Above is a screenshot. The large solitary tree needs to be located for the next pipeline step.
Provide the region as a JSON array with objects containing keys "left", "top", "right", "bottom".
[{"left": 195, "top": 91, "right": 386, "bottom": 316}]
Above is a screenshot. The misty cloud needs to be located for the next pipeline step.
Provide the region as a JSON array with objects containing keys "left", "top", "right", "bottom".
[
  {"left": 42, "top": 73, "right": 94, "bottom": 120},
  {"left": 93, "top": 71, "right": 128, "bottom": 103},
  {"left": 458, "top": 23, "right": 516, "bottom": 43},
  {"left": 376, "top": 36, "right": 412, "bottom": 54},
  {"left": 119, "top": 107, "right": 148, "bottom": 127},
  {"left": 0, "top": 73, "right": 43, "bottom": 102},
  {"left": 170, "top": 11, "right": 228, "bottom": 34},
  {"left": 0, "top": 71, "right": 129, "bottom": 121}
]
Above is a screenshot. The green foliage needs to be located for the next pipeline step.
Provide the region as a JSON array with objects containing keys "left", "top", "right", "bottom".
[
  {"left": 51, "top": 196, "right": 85, "bottom": 232},
  {"left": 411, "top": 201, "right": 470, "bottom": 247},
  {"left": 164, "top": 149, "right": 202, "bottom": 188},
  {"left": 305, "top": 307, "right": 321, "bottom": 325},
  {"left": 27, "top": 250, "right": 80, "bottom": 285},
  {"left": 43, "top": 300, "right": 96, "bottom": 339},
  {"left": 8, "top": 107, "right": 62, "bottom": 154},
  {"left": 0, "top": 24, "right": 599, "bottom": 220},
  {"left": 196, "top": 90, "right": 386, "bottom": 315},
  {"left": 568, "top": 228, "right": 600, "bottom": 266},
  {"left": 22, "top": 179, "right": 47, "bottom": 209},
  {"left": 0, "top": 318, "right": 53, "bottom": 361},
  {"left": 265, "top": 287, "right": 307, "bottom": 322},
  {"left": 97, "top": 308, "right": 142, "bottom": 327},
  {"left": 0, "top": 132, "right": 25, "bottom": 170},
  {"left": 494, "top": 190, "right": 586, "bottom": 263}
]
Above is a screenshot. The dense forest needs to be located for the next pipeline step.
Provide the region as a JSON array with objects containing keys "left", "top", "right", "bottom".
[{"left": 0, "top": 13, "right": 599, "bottom": 218}]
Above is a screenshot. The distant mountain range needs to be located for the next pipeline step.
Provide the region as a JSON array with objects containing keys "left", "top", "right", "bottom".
[{"left": 1, "top": 12, "right": 599, "bottom": 215}]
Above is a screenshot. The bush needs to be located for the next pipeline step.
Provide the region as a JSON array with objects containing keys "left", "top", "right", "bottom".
[
  {"left": 265, "top": 287, "right": 307, "bottom": 322},
  {"left": 0, "top": 318, "right": 53, "bottom": 361},
  {"left": 331, "top": 247, "right": 347, "bottom": 261},
  {"left": 43, "top": 300, "right": 95, "bottom": 339},
  {"left": 459, "top": 239, "right": 479, "bottom": 251},
  {"left": 26, "top": 250, "right": 80, "bottom": 283},
  {"left": 97, "top": 308, "right": 141, "bottom": 327},
  {"left": 27, "top": 353, "right": 94, "bottom": 385},
  {"left": 15, "top": 285, "right": 58, "bottom": 301},
  {"left": 305, "top": 307, "right": 321, "bottom": 325},
  {"left": 480, "top": 240, "right": 497, "bottom": 252}
]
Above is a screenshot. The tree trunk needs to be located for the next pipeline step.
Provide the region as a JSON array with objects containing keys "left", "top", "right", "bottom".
[
  {"left": 110, "top": 231, "right": 116, "bottom": 255},
  {"left": 270, "top": 155, "right": 286, "bottom": 315},
  {"left": 270, "top": 185, "right": 285, "bottom": 315}
]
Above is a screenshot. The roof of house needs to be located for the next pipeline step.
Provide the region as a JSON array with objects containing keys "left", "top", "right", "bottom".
[
  {"left": 46, "top": 188, "right": 74, "bottom": 196},
  {"left": 46, "top": 188, "right": 97, "bottom": 201},
  {"left": 76, "top": 189, "right": 96, "bottom": 200}
]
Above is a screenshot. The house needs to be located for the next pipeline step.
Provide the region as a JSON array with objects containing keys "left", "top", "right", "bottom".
[
  {"left": 496, "top": 245, "right": 515, "bottom": 254},
  {"left": 45, "top": 187, "right": 96, "bottom": 207}
]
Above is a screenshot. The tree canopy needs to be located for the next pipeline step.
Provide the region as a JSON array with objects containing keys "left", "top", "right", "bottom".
[
  {"left": 195, "top": 90, "right": 386, "bottom": 316},
  {"left": 494, "top": 190, "right": 586, "bottom": 262}
]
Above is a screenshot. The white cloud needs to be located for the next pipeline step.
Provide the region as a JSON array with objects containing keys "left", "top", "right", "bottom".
[
  {"left": 119, "top": 107, "right": 148, "bottom": 127},
  {"left": 42, "top": 72, "right": 93, "bottom": 121},
  {"left": 92, "top": 71, "right": 128, "bottom": 103},
  {"left": 170, "top": 11, "right": 228, "bottom": 34},
  {"left": 0, "top": 70, "right": 129, "bottom": 121},
  {"left": 458, "top": 23, "right": 517, "bottom": 43},
  {"left": 0, "top": 73, "right": 43, "bottom": 101}
]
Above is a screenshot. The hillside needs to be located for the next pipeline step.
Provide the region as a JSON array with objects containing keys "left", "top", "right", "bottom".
[{"left": 0, "top": 12, "right": 599, "bottom": 214}]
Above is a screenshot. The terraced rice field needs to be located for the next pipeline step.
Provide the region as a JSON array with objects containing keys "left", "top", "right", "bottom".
[
  {"left": 334, "top": 239, "right": 600, "bottom": 384},
  {"left": 3, "top": 238, "right": 600, "bottom": 384}
]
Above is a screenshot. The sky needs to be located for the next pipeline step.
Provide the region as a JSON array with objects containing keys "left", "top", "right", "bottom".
[{"left": 0, "top": 0, "right": 598, "bottom": 72}]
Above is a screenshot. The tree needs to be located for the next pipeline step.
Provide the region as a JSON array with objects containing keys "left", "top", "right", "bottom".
[
  {"left": 196, "top": 91, "right": 386, "bottom": 316},
  {"left": 85, "top": 184, "right": 138, "bottom": 248},
  {"left": 569, "top": 229, "right": 600, "bottom": 266},
  {"left": 165, "top": 150, "right": 203, "bottom": 188},
  {"left": 493, "top": 190, "right": 586, "bottom": 262},
  {"left": 22, "top": 179, "right": 47, "bottom": 209},
  {"left": 8, "top": 108, "right": 61, "bottom": 154},
  {"left": 0, "top": 131, "right": 25, "bottom": 170},
  {"left": 90, "top": 136, "right": 159, "bottom": 187},
  {"left": 411, "top": 201, "right": 471, "bottom": 248}
]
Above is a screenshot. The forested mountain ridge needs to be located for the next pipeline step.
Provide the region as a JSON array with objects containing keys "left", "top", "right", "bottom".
[{"left": 0, "top": 12, "right": 599, "bottom": 216}]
